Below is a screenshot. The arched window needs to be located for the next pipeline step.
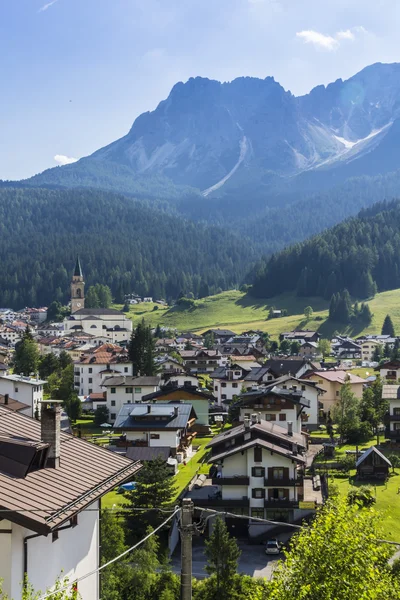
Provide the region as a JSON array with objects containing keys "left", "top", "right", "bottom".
[{"left": 76, "top": 288, "right": 82, "bottom": 298}]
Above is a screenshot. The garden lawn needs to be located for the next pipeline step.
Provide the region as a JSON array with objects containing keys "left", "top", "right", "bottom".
[
  {"left": 173, "top": 436, "right": 212, "bottom": 501},
  {"left": 332, "top": 469, "right": 400, "bottom": 541}
]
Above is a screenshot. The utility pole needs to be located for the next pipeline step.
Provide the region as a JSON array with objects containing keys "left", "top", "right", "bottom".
[{"left": 180, "top": 498, "right": 194, "bottom": 600}]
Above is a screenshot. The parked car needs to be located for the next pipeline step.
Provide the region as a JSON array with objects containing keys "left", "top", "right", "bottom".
[{"left": 265, "top": 539, "right": 281, "bottom": 555}]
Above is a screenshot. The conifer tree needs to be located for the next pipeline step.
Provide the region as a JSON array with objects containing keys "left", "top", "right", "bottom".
[
  {"left": 204, "top": 516, "right": 241, "bottom": 599},
  {"left": 382, "top": 314, "right": 395, "bottom": 337}
]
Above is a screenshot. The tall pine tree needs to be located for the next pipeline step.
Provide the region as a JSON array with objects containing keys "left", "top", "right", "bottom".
[{"left": 382, "top": 314, "right": 395, "bottom": 337}]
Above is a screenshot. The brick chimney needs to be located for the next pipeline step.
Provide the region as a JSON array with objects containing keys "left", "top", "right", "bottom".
[
  {"left": 41, "top": 400, "right": 62, "bottom": 468},
  {"left": 4, "top": 393, "right": 9, "bottom": 405}
]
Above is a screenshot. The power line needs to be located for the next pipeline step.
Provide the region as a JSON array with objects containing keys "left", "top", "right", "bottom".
[
  {"left": 37, "top": 507, "right": 180, "bottom": 600},
  {"left": 0, "top": 506, "right": 176, "bottom": 515}
]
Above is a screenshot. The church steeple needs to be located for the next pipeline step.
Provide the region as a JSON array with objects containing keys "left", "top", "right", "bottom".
[
  {"left": 71, "top": 256, "right": 85, "bottom": 314},
  {"left": 74, "top": 256, "right": 83, "bottom": 278}
]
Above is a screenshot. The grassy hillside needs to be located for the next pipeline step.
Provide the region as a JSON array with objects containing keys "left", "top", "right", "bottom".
[{"left": 116, "top": 287, "right": 400, "bottom": 338}]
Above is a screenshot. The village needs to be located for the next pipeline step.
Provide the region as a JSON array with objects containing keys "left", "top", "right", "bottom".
[{"left": 1, "top": 260, "right": 400, "bottom": 598}]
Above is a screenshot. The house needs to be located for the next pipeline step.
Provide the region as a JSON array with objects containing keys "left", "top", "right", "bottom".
[
  {"left": 0, "top": 374, "right": 46, "bottom": 418},
  {"left": 0, "top": 393, "right": 31, "bottom": 415},
  {"left": 382, "top": 384, "right": 400, "bottom": 441},
  {"left": 199, "top": 417, "right": 320, "bottom": 537},
  {"left": 280, "top": 330, "right": 321, "bottom": 344},
  {"left": 181, "top": 349, "right": 224, "bottom": 374},
  {"left": 360, "top": 339, "right": 383, "bottom": 362},
  {"left": 210, "top": 364, "right": 251, "bottom": 405},
  {"left": 113, "top": 402, "right": 197, "bottom": 457},
  {"left": 356, "top": 446, "right": 391, "bottom": 480},
  {"left": 156, "top": 355, "right": 186, "bottom": 383},
  {"left": 81, "top": 391, "right": 107, "bottom": 413},
  {"left": 334, "top": 338, "right": 361, "bottom": 359},
  {"left": 142, "top": 381, "right": 213, "bottom": 426},
  {"left": 229, "top": 355, "right": 261, "bottom": 370},
  {"left": 74, "top": 345, "right": 132, "bottom": 396},
  {"left": 375, "top": 360, "right": 400, "bottom": 382},
  {"left": 299, "top": 341, "right": 319, "bottom": 358},
  {"left": 0, "top": 401, "right": 141, "bottom": 599},
  {"left": 102, "top": 376, "right": 161, "bottom": 422},
  {"left": 303, "top": 370, "right": 365, "bottom": 413},
  {"left": 262, "top": 358, "right": 319, "bottom": 380},
  {"left": 202, "top": 329, "right": 236, "bottom": 344},
  {"left": 236, "top": 385, "right": 310, "bottom": 433}
]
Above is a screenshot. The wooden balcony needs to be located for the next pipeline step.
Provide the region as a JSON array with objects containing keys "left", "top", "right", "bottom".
[
  {"left": 385, "top": 429, "right": 400, "bottom": 439},
  {"left": 212, "top": 476, "right": 250, "bottom": 486},
  {"left": 385, "top": 415, "right": 400, "bottom": 422},
  {"left": 194, "top": 497, "right": 250, "bottom": 508},
  {"left": 264, "top": 477, "right": 302, "bottom": 487},
  {"left": 264, "top": 500, "right": 299, "bottom": 509}
]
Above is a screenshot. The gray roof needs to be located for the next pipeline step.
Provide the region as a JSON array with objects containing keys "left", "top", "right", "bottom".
[
  {"left": 102, "top": 376, "right": 160, "bottom": 387},
  {"left": 356, "top": 446, "right": 392, "bottom": 468},
  {"left": 208, "top": 437, "right": 306, "bottom": 465},
  {"left": 244, "top": 366, "right": 271, "bottom": 381},
  {"left": 126, "top": 447, "right": 170, "bottom": 461},
  {"left": 73, "top": 308, "right": 124, "bottom": 316},
  {"left": 114, "top": 402, "right": 196, "bottom": 430},
  {"left": 207, "top": 418, "right": 306, "bottom": 449}
]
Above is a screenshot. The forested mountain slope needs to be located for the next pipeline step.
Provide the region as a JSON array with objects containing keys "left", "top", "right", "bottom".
[
  {"left": 0, "top": 188, "right": 255, "bottom": 308},
  {"left": 251, "top": 200, "right": 400, "bottom": 300}
]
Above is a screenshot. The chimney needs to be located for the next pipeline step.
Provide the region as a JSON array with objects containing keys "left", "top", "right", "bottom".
[
  {"left": 4, "top": 393, "right": 9, "bottom": 405},
  {"left": 244, "top": 417, "right": 250, "bottom": 430},
  {"left": 251, "top": 413, "right": 257, "bottom": 425},
  {"left": 287, "top": 421, "right": 293, "bottom": 436},
  {"left": 147, "top": 405, "right": 151, "bottom": 414},
  {"left": 40, "top": 400, "right": 62, "bottom": 468},
  {"left": 174, "top": 406, "right": 179, "bottom": 417}
]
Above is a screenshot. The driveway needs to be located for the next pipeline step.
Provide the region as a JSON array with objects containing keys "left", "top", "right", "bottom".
[{"left": 171, "top": 538, "right": 281, "bottom": 580}]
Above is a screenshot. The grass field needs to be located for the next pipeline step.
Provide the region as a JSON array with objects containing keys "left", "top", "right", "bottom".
[{"left": 115, "top": 287, "right": 400, "bottom": 339}]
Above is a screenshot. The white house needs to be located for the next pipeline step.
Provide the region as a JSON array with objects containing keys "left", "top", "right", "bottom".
[
  {"left": 101, "top": 376, "right": 160, "bottom": 422},
  {"left": 201, "top": 417, "right": 320, "bottom": 536},
  {"left": 114, "top": 402, "right": 197, "bottom": 457},
  {"left": 210, "top": 364, "right": 251, "bottom": 405},
  {"left": 0, "top": 374, "right": 46, "bottom": 418},
  {"left": 376, "top": 359, "right": 400, "bottom": 382},
  {"left": 0, "top": 401, "right": 141, "bottom": 600},
  {"left": 65, "top": 309, "right": 132, "bottom": 342},
  {"left": 382, "top": 384, "right": 400, "bottom": 442},
  {"left": 74, "top": 346, "right": 132, "bottom": 396},
  {"left": 142, "top": 382, "right": 212, "bottom": 427}
]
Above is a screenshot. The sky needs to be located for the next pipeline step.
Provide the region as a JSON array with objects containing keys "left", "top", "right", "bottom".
[{"left": 1, "top": 0, "right": 399, "bottom": 180}]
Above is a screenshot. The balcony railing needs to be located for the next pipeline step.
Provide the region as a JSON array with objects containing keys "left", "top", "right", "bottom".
[
  {"left": 212, "top": 476, "right": 250, "bottom": 486},
  {"left": 194, "top": 497, "right": 250, "bottom": 508},
  {"left": 264, "top": 477, "right": 302, "bottom": 487},
  {"left": 385, "top": 429, "right": 400, "bottom": 439},
  {"left": 264, "top": 500, "right": 299, "bottom": 509},
  {"left": 385, "top": 415, "right": 400, "bottom": 422}
]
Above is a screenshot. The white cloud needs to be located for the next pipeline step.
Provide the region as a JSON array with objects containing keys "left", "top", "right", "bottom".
[
  {"left": 296, "top": 30, "right": 339, "bottom": 50},
  {"left": 297, "top": 26, "right": 368, "bottom": 51},
  {"left": 336, "top": 29, "right": 355, "bottom": 41},
  {"left": 54, "top": 154, "right": 78, "bottom": 166},
  {"left": 38, "top": 0, "right": 58, "bottom": 12}
]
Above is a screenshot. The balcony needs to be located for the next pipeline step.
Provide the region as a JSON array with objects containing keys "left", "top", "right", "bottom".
[
  {"left": 212, "top": 476, "right": 250, "bottom": 486},
  {"left": 264, "top": 477, "right": 302, "bottom": 487},
  {"left": 385, "top": 429, "right": 400, "bottom": 439},
  {"left": 385, "top": 415, "right": 400, "bottom": 422},
  {"left": 264, "top": 500, "right": 299, "bottom": 509},
  {"left": 194, "top": 497, "right": 250, "bottom": 508}
]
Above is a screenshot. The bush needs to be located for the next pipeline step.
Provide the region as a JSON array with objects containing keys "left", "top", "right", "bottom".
[
  {"left": 152, "top": 305, "right": 159, "bottom": 311},
  {"left": 347, "top": 421, "right": 374, "bottom": 443},
  {"left": 347, "top": 485, "right": 376, "bottom": 507},
  {"left": 339, "top": 455, "right": 355, "bottom": 474},
  {"left": 176, "top": 297, "right": 196, "bottom": 309}
]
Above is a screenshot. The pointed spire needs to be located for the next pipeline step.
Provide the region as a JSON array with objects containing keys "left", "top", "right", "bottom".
[{"left": 74, "top": 256, "right": 83, "bottom": 278}]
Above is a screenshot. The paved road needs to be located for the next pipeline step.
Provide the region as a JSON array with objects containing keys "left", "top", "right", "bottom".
[
  {"left": 306, "top": 444, "right": 323, "bottom": 468},
  {"left": 171, "top": 539, "right": 281, "bottom": 580}
]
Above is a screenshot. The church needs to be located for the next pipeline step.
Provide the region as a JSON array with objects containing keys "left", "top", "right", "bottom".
[{"left": 64, "top": 258, "right": 133, "bottom": 343}]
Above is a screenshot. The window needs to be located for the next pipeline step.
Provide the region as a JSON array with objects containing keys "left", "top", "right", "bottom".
[
  {"left": 252, "top": 467, "right": 265, "bottom": 477},
  {"left": 15, "top": 387, "right": 18, "bottom": 393},
  {"left": 126, "top": 387, "right": 133, "bottom": 393},
  {"left": 111, "top": 387, "right": 116, "bottom": 394},
  {"left": 252, "top": 488, "right": 265, "bottom": 499},
  {"left": 88, "top": 368, "right": 92, "bottom": 374},
  {"left": 272, "top": 468, "right": 284, "bottom": 480},
  {"left": 127, "top": 400, "right": 131, "bottom": 404},
  {"left": 88, "top": 389, "right": 92, "bottom": 394},
  {"left": 81, "top": 368, "right": 83, "bottom": 373},
  {"left": 88, "top": 378, "right": 92, "bottom": 384},
  {"left": 254, "top": 447, "right": 262, "bottom": 462},
  {"left": 301, "top": 385, "right": 306, "bottom": 391},
  {"left": 135, "top": 387, "right": 141, "bottom": 393},
  {"left": 394, "top": 408, "right": 400, "bottom": 416},
  {"left": 111, "top": 400, "right": 116, "bottom": 407},
  {"left": 336, "top": 390, "right": 340, "bottom": 397},
  {"left": 221, "top": 394, "right": 227, "bottom": 400},
  {"left": 279, "top": 413, "right": 286, "bottom": 421},
  {"left": 318, "top": 379, "right": 323, "bottom": 384},
  {"left": 221, "top": 382, "right": 227, "bottom": 388},
  {"left": 232, "top": 383, "right": 238, "bottom": 388},
  {"left": 111, "top": 413, "right": 116, "bottom": 420},
  {"left": 235, "top": 371, "right": 241, "bottom": 376},
  {"left": 124, "top": 367, "right": 129, "bottom": 373},
  {"left": 267, "top": 375, "right": 273, "bottom": 381},
  {"left": 150, "top": 434, "right": 160, "bottom": 439},
  {"left": 265, "top": 414, "right": 276, "bottom": 421},
  {"left": 251, "top": 508, "right": 264, "bottom": 519},
  {"left": 215, "top": 385, "right": 218, "bottom": 391},
  {"left": 282, "top": 385, "right": 287, "bottom": 389}
]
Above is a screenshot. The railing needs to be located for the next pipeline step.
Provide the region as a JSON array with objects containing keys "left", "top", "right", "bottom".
[
  {"left": 385, "top": 429, "right": 400, "bottom": 439},
  {"left": 212, "top": 476, "right": 250, "bottom": 485},
  {"left": 194, "top": 497, "right": 250, "bottom": 508},
  {"left": 264, "top": 500, "right": 299, "bottom": 508},
  {"left": 385, "top": 415, "right": 400, "bottom": 422},
  {"left": 264, "top": 477, "right": 302, "bottom": 487}
]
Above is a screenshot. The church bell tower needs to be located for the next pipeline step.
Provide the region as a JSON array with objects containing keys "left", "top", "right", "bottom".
[{"left": 71, "top": 256, "right": 85, "bottom": 314}]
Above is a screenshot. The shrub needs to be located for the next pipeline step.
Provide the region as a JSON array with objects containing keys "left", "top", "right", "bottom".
[
  {"left": 339, "top": 455, "right": 355, "bottom": 474},
  {"left": 347, "top": 485, "right": 376, "bottom": 507}
]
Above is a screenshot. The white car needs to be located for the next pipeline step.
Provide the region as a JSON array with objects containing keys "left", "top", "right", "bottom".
[{"left": 265, "top": 539, "right": 281, "bottom": 555}]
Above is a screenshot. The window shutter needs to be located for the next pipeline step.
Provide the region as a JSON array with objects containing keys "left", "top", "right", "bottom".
[
  {"left": 283, "top": 467, "right": 289, "bottom": 479},
  {"left": 267, "top": 467, "right": 273, "bottom": 479}
]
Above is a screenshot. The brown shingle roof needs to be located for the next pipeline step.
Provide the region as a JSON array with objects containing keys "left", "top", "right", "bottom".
[{"left": 0, "top": 406, "right": 141, "bottom": 534}]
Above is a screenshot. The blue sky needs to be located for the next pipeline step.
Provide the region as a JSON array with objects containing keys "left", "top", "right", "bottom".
[{"left": 1, "top": 0, "right": 399, "bottom": 180}]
